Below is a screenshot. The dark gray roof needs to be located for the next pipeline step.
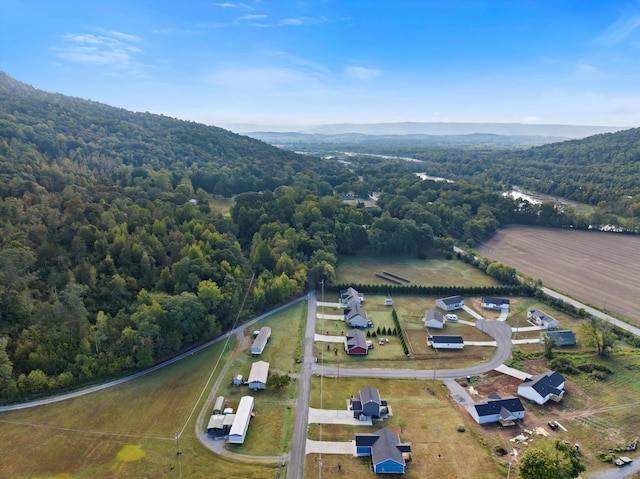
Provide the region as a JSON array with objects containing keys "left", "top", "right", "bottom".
[
  {"left": 346, "top": 329, "right": 367, "bottom": 350},
  {"left": 439, "top": 295, "right": 463, "bottom": 305},
  {"left": 345, "top": 305, "right": 368, "bottom": 320},
  {"left": 521, "top": 371, "right": 565, "bottom": 397},
  {"left": 474, "top": 396, "right": 524, "bottom": 417},
  {"left": 360, "top": 386, "right": 381, "bottom": 405},
  {"left": 543, "top": 330, "right": 576, "bottom": 346},
  {"left": 355, "top": 428, "right": 410, "bottom": 467},
  {"left": 431, "top": 335, "right": 464, "bottom": 344},
  {"left": 482, "top": 296, "right": 510, "bottom": 305}
]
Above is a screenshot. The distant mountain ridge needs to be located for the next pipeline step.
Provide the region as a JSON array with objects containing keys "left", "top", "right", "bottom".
[{"left": 224, "top": 121, "right": 627, "bottom": 140}]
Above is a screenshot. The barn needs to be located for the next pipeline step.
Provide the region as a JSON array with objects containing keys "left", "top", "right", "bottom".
[
  {"left": 228, "top": 396, "right": 254, "bottom": 444},
  {"left": 248, "top": 361, "right": 269, "bottom": 390},
  {"left": 251, "top": 326, "right": 271, "bottom": 355},
  {"left": 355, "top": 428, "right": 412, "bottom": 474}
]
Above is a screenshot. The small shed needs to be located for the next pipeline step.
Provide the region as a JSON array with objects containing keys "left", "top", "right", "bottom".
[
  {"left": 233, "top": 374, "right": 243, "bottom": 386},
  {"left": 251, "top": 326, "right": 272, "bottom": 355},
  {"left": 213, "top": 396, "right": 226, "bottom": 415}
]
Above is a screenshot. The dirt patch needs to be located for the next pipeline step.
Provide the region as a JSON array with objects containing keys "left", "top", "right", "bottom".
[{"left": 472, "top": 371, "right": 522, "bottom": 400}]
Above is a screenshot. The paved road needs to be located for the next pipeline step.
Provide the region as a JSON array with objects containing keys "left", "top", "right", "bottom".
[
  {"left": 312, "top": 318, "right": 513, "bottom": 380},
  {"left": 587, "top": 460, "right": 640, "bottom": 479},
  {"left": 286, "top": 289, "right": 317, "bottom": 479},
  {"left": 0, "top": 297, "right": 307, "bottom": 412},
  {"left": 542, "top": 286, "right": 640, "bottom": 337}
]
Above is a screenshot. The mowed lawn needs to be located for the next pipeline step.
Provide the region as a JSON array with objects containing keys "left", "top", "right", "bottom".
[
  {"left": 306, "top": 378, "right": 504, "bottom": 479},
  {"left": 477, "top": 226, "right": 640, "bottom": 325},
  {"left": 335, "top": 255, "right": 500, "bottom": 287},
  {"left": 0, "top": 300, "right": 307, "bottom": 479}
]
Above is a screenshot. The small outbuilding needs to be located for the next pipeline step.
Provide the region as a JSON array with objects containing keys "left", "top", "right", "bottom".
[
  {"left": 213, "top": 396, "right": 226, "bottom": 415},
  {"left": 436, "top": 295, "right": 464, "bottom": 311},
  {"left": 248, "top": 361, "right": 269, "bottom": 390},
  {"left": 345, "top": 305, "right": 372, "bottom": 328},
  {"left": 428, "top": 335, "right": 464, "bottom": 350},
  {"left": 228, "top": 396, "right": 254, "bottom": 444},
  {"left": 528, "top": 309, "right": 559, "bottom": 330},
  {"left": 355, "top": 428, "right": 412, "bottom": 474},
  {"left": 423, "top": 309, "right": 445, "bottom": 330},
  {"left": 233, "top": 374, "right": 243, "bottom": 386},
  {"left": 542, "top": 330, "right": 576, "bottom": 347},
  {"left": 518, "top": 371, "right": 565, "bottom": 405},
  {"left": 345, "top": 329, "right": 368, "bottom": 355},
  {"left": 481, "top": 297, "right": 510, "bottom": 311},
  {"left": 251, "top": 326, "right": 271, "bottom": 355}
]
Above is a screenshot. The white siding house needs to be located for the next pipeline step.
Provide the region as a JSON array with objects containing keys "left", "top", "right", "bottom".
[
  {"left": 423, "top": 309, "right": 445, "bottom": 330},
  {"left": 428, "top": 335, "right": 464, "bottom": 350},
  {"left": 468, "top": 395, "right": 525, "bottom": 425},
  {"left": 481, "top": 297, "right": 510, "bottom": 311},
  {"left": 436, "top": 295, "right": 464, "bottom": 311},
  {"left": 528, "top": 309, "right": 559, "bottom": 330},
  {"left": 228, "top": 396, "right": 254, "bottom": 444},
  {"left": 518, "top": 371, "right": 565, "bottom": 405}
]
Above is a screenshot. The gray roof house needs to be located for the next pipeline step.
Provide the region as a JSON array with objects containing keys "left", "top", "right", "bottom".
[
  {"left": 251, "top": 326, "right": 271, "bottom": 355},
  {"left": 345, "top": 305, "right": 372, "bottom": 328},
  {"left": 468, "top": 394, "right": 525, "bottom": 425},
  {"left": 518, "top": 371, "right": 565, "bottom": 405},
  {"left": 481, "top": 297, "right": 510, "bottom": 310},
  {"left": 436, "top": 295, "right": 464, "bottom": 311},
  {"left": 350, "top": 386, "right": 388, "bottom": 419},
  {"left": 528, "top": 309, "right": 559, "bottom": 330},
  {"left": 423, "top": 309, "right": 445, "bottom": 330},
  {"left": 341, "top": 287, "right": 364, "bottom": 307},
  {"left": 355, "top": 428, "right": 412, "bottom": 474},
  {"left": 542, "top": 330, "right": 576, "bottom": 347},
  {"left": 345, "top": 329, "right": 369, "bottom": 355}
]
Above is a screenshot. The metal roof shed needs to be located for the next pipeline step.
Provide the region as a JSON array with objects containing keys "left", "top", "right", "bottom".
[{"left": 251, "top": 327, "right": 271, "bottom": 355}]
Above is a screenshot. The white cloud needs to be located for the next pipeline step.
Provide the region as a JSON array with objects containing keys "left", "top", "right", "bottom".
[
  {"left": 578, "top": 63, "right": 599, "bottom": 72},
  {"left": 344, "top": 66, "right": 381, "bottom": 81},
  {"left": 595, "top": 10, "right": 640, "bottom": 46},
  {"left": 53, "top": 30, "right": 148, "bottom": 77},
  {"left": 204, "top": 65, "right": 319, "bottom": 90}
]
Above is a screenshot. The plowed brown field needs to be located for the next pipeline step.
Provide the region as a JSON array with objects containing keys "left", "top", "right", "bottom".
[{"left": 478, "top": 226, "right": 640, "bottom": 325}]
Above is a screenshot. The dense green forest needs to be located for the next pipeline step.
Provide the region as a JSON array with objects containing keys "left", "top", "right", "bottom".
[
  {"left": 284, "top": 129, "right": 640, "bottom": 231},
  {"left": 0, "top": 72, "right": 636, "bottom": 402}
]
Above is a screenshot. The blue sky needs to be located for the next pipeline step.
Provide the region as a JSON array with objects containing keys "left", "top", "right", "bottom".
[{"left": 1, "top": 0, "right": 640, "bottom": 129}]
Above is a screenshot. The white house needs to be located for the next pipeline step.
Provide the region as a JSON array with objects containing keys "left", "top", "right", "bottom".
[
  {"left": 423, "top": 309, "right": 445, "bottom": 330},
  {"left": 428, "top": 335, "right": 464, "bottom": 350},
  {"left": 468, "top": 394, "right": 525, "bottom": 425},
  {"left": 341, "top": 287, "right": 364, "bottom": 307},
  {"left": 518, "top": 371, "right": 565, "bottom": 405},
  {"left": 248, "top": 361, "right": 269, "bottom": 390},
  {"left": 528, "top": 309, "right": 559, "bottom": 330},
  {"left": 481, "top": 297, "right": 510, "bottom": 311},
  {"left": 436, "top": 295, "right": 464, "bottom": 311},
  {"left": 228, "top": 396, "right": 254, "bottom": 444},
  {"left": 345, "top": 305, "right": 372, "bottom": 328},
  {"left": 251, "top": 326, "right": 271, "bottom": 355}
]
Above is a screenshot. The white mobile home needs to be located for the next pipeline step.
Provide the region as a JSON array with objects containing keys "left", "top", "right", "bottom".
[
  {"left": 251, "top": 326, "right": 271, "bottom": 355},
  {"left": 228, "top": 396, "right": 254, "bottom": 444},
  {"left": 428, "top": 335, "right": 464, "bottom": 350}
]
